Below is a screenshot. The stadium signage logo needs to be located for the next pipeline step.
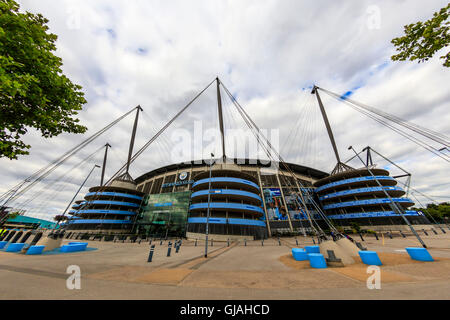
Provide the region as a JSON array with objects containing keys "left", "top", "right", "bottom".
[
  {"left": 162, "top": 180, "right": 194, "bottom": 188},
  {"left": 179, "top": 171, "right": 188, "bottom": 180}
]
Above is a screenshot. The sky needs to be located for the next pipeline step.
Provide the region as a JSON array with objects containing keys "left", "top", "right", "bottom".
[{"left": 1, "top": 0, "right": 449, "bottom": 221}]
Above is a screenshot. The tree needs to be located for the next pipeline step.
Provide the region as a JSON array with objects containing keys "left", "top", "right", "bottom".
[
  {"left": 391, "top": 4, "right": 450, "bottom": 67},
  {"left": 53, "top": 214, "right": 68, "bottom": 222},
  {"left": 0, "top": 0, "right": 87, "bottom": 160},
  {"left": 412, "top": 202, "right": 450, "bottom": 221}
]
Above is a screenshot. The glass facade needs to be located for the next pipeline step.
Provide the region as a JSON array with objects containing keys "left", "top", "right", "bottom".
[{"left": 138, "top": 191, "right": 190, "bottom": 237}]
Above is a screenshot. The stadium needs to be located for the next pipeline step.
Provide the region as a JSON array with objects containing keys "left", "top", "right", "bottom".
[{"left": 4, "top": 79, "right": 434, "bottom": 241}]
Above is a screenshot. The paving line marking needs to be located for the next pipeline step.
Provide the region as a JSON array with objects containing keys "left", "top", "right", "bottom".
[{"left": 0, "top": 264, "right": 67, "bottom": 279}]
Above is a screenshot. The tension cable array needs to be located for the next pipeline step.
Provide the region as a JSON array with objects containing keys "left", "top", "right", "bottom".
[
  {"left": 0, "top": 106, "right": 139, "bottom": 208},
  {"left": 219, "top": 81, "right": 339, "bottom": 239},
  {"left": 317, "top": 87, "right": 450, "bottom": 162},
  {"left": 71, "top": 78, "right": 217, "bottom": 218},
  {"left": 14, "top": 145, "right": 104, "bottom": 213}
]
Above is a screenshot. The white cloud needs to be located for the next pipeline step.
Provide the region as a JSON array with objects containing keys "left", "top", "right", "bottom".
[{"left": 1, "top": 0, "right": 449, "bottom": 220}]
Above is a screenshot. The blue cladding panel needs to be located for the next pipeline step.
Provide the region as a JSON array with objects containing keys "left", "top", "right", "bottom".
[
  {"left": 315, "top": 176, "right": 395, "bottom": 193},
  {"left": 187, "top": 217, "right": 266, "bottom": 227},
  {"left": 86, "top": 192, "right": 142, "bottom": 200},
  {"left": 68, "top": 209, "right": 136, "bottom": 215},
  {"left": 193, "top": 177, "right": 260, "bottom": 190},
  {"left": 189, "top": 202, "right": 264, "bottom": 214},
  {"left": 327, "top": 210, "right": 420, "bottom": 219},
  {"left": 191, "top": 189, "right": 262, "bottom": 203},
  {"left": 68, "top": 219, "right": 132, "bottom": 224},
  {"left": 319, "top": 186, "right": 404, "bottom": 201},
  {"left": 83, "top": 200, "right": 140, "bottom": 207},
  {"left": 323, "top": 198, "right": 413, "bottom": 210}
]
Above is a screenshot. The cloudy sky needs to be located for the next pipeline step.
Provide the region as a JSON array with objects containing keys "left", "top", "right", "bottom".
[{"left": 1, "top": 0, "right": 449, "bottom": 221}]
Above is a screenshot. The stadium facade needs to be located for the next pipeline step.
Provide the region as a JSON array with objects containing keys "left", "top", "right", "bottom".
[
  {"left": 64, "top": 158, "right": 427, "bottom": 240},
  {"left": 61, "top": 79, "right": 430, "bottom": 240}
]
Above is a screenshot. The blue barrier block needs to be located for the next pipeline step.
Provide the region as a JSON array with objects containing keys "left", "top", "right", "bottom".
[
  {"left": 0, "top": 241, "right": 7, "bottom": 249},
  {"left": 5, "top": 243, "right": 25, "bottom": 252},
  {"left": 26, "top": 245, "right": 45, "bottom": 255},
  {"left": 406, "top": 247, "right": 433, "bottom": 262},
  {"left": 292, "top": 248, "right": 308, "bottom": 261},
  {"left": 308, "top": 253, "right": 327, "bottom": 268},
  {"left": 60, "top": 242, "right": 88, "bottom": 253},
  {"left": 68, "top": 242, "right": 88, "bottom": 250},
  {"left": 359, "top": 251, "right": 382, "bottom": 266},
  {"left": 305, "top": 245, "right": 320, "bottom": 254}
]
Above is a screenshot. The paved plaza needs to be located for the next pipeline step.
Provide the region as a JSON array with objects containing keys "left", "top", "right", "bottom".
[{"left": 0, "top": 232, "right": 449, "bottom": 299}]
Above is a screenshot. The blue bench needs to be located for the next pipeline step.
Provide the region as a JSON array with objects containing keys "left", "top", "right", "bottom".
[
  {"left": 0, "top": 241, "right": 8, "bottom": 249},
  {"left": 304, "top": 245, "right": 320, "bottom": 254},
  {"left": 308, "top": 253, "right": 327, "bottom": 268},
  {"left": 406, "top": 247, "right": 433, "bottom": 262},
  {"left": 359, "top": 250, "right": 382, "bottom": 266},
  {"left": 5, "top": 243, "right": 26, "bottom": 252},
  {"left": 60, "top": 242, "right": 88, "bottom": 253},
  {"left": 292, "top": 248, "right": 308, "bottom": 261},
  {"left": 26, "top": 245, "right": 45, "bottom": 255}
]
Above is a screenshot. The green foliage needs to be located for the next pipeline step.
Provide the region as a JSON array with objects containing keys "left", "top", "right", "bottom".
[
  {"left": 413, "top": 202, "right": 450, "bottom": 221},
  {"left": 7, "top": 211, "right": 18, "bottom": 219},
  {"left": 0, "top": 0, "right": 87, "bottom": 159},
  {"left": 391, "top": 4, "right": 450, "bottom": 67}
]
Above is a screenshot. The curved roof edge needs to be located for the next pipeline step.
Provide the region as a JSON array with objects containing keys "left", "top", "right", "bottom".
[
  {"left": 135, "top": 158, "right": 329, "bottom": 184},
  {"left": 314, "top": 167, "right": 389, "bottom": 187}
]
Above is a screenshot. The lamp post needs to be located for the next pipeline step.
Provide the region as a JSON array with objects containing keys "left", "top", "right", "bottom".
[{"left": 204, "top": 153, "right": 214, "bottom": 258}]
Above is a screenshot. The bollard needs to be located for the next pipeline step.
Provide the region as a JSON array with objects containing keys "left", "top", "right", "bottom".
[
  {"left": 195, "top": 239, "right": 198, "bottom": 247},
  {"left": 400, "top": 231, "right": 406, "bottom": 238},
  {"left": 374, "top": 233, "right": 379, "bottom": 240},
  {"left": 261, "top": 239, "right": 264, "bottom": 246},
  {"left": 149, "top": 239, "right": 152, "bottom": 245},
  {"left": 295, "top": 238, "right": 299, "bottom": 246},
  {"left": 175, "top": 242, "right": 180, "bottom": 253},
  {"left": 244, "top": 239, "right": 247, "bottom": 246},
  {"left": 147, "top": 244, "right": 155, "bottom": 262},
  {"left": 422, "top": 229, "right": 429, "bottom": 236},
  {"left": 431, "top": 228, "right": 438, "bottom": 235},
  {"left": 227, "top": 239, "right": 230, "bottom": 247},
  {"left": 278, "top": 238, "right": 281, "bottom": 246},
  {"left": 160, "top": 239, "right": 163, "bottom": 245},
  {"left": 167, "top": 241, "right": 172, "bottom": 257},
  {"left": 359, "top": 233, "right": 365, "bottom": 242}
]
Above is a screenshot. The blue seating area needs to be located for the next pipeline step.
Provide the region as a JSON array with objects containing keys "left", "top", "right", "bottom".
[
  {"left": 308, "top": 253, "right": 327, "bottom": 268},
  {"left": 406, "top": 247, "right": 434, "bottom": 262},
  {"left": 292, "top": 248, "right": 308, "bottom": 261},
  {"left": 26, "top": 245, "right": 45, "bottom": 255},
  {"left": 359, "top": 251, "right": 382, "bottom": 266},
  {"left": 5, "top": 243, "right": 26, "bottom": 252},
  {"left": 0, "top": 241, "right": 7, "bottom": 249},
  {"left": 60, "top": 242, "right": 88, "bottom": 253},
  {"left": 304, "top": 245, "right": 320, "bottom": 254}
]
